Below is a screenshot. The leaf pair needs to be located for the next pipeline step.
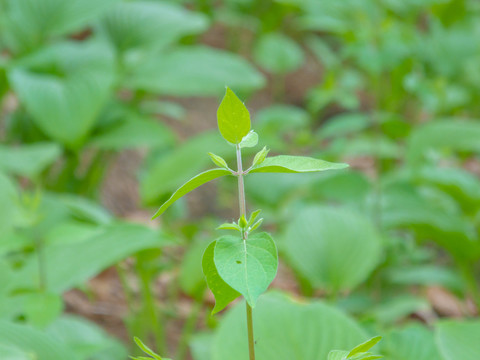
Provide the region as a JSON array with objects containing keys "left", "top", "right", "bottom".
[
  {"left": 202, "top": 232, "right": 278, "bottom": 313},
  {"left": 328, "top": 336, "right": 383, "bottom": 360}
]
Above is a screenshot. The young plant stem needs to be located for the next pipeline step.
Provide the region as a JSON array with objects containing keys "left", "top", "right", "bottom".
[{"left": 236, "top": 145, "right": 256, "bottom": 360}]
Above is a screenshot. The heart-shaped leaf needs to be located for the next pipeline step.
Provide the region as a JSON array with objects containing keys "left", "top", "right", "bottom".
[
  {"left": 213, "top": 232, "right": 278, "bottom": 307},
  {"left": 202, "top": 241, "right": 240, "bottom": 314}
]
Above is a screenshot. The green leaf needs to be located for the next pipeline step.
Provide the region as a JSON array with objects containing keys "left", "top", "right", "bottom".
[
  {"left": 216, "top": 223, "right": 242, "bottom": 232},
  {"left": 328, "top": 350, "right": 349, "bottom": 360},
  {"left": 213, "top": 232, "right": 278, "bottom": 307},
  {"left": 133, "top": 337, "right": 162, "bottom": 360},
  {"left": 0, "top": 344, "right": 33, "bottom": 360},
  {"left": 247, "top": 209, "right": 262, "bottom": 227},
  {"left": 407, "top": 119, "right": 480, "bottom": 168},
  {"left": 0, "top": 143, "right": 61, "bottom": 178},
  {"left": 0, "top": 320, "right": 75, "bottom": 360},
  {"left": 99, "top": 1, "right": 208, "bottom": 54},
  {"left": 11, "top": 223, "right": 169, "bottom": 293},
  {"left": 249, "top": 218, "right": 263, "bottom": 232},
  {"left": 436, "top": 320, "right": 480, "bottom": 360},
  {"left": 348, "top": 337, "right": 382, "bottom": 357},
  {"left": 47, "top": 315, "right": 127, "bottom": 360},
  {"left": 249, "top": 155, "right": 348, "bottom": 174},
  {"left": 217, "top": 87, "right": 251, "bottom": 144},
  {"left": 179, "top": 239, "right": 210, "bottom": 299},
  {"left": 211, "top": 292, "right": 368, "bottom": 360},
  {"left": 9, "top": 41, "right": 114, "bottom": 148},
  {"left": 253, "top": 32, "right": 305, "bottom": 74},
  {"left": 0, "top": 172, "right": 21, "bottom": 236},
  {"left": 152, "top": 168, "right": 231, "bottom": 219},
  {"left": 128, "top": 46, "right": 265, "bottom": 97},
  {"left": 1, "top": 0, "right": 120, "bottom": 53},
  {"left": 24, "top": 292, "right": 63, "bottom": 328},
  {"left": 251, "top": 146, "right": 269, "bottom": 167},
  {"left": 202, "top": 241, "right": 240, "bottom": 314},
  {"left": 208, "top": 153, "right": 229, "bottom": 169},
  {"left": 91, "top": 116, "right": 175, "bottom": 150},
  {"left": 239, "top": 130, "right": 258, "bottom": 148},
  {"left": 281, "top": 206, "right": 382, "bottom": 292},
  {"left": 382, "top": 325, "right": 442, "bottom": 360}
]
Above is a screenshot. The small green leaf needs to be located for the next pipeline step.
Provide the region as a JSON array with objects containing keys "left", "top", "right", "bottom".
[
  {"left": 239, "top": 130, "right": 258, "bottom": 148},
  {"left": 133, "top": 337, "right": 162, "bottom": 360},
  {"left": 217, "top": 87, "right": 251, "bottom": 144},
  {"left": 348, "top": 336, "right": 382, "bottom": 357},
  {"left": 250, "top": 155, "right": 348, "bottom": 174},
  {"left": 152, "top": 169, "right": 231, "bottom": 218},
  {"left": 238, "top": 215, "right": 248, "bottom": 229},
  {"left": 202, "top": 241, "right": 240, "bottom": 314},
  {"left": 217, "top": 223, "right": 242, "bottom": 232},
  {"left": 249, "top": 218, "right": 263, "bottom": 232},
  {"left": 251, "top": 146, "right": 269, "bottom": 167},
  {"left": 214, "top": 232, "right": 278, "bottom": 307},
  {"left": 208, "top": 152, "right": 230, "bottom": 169},
  {"left": 328, "top": 350, "right": 349, "bottom": 360},
  {"left": 247, "top": 209, "right": 262, "bottom": 227}
]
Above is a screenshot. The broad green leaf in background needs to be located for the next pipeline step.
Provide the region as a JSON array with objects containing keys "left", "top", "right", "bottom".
[
  {"left": 0, "top": 0, "right": 120, "bottom": 53},
  {"left": 382, "top": 325, "right": 442, "bottom": 360},
  {"left": 152, "top": 169, "right": 231, "bottom": 218},
  {"left": 253, "top": 32, "right": 305, "bottom": 74},
  {"left": 202, "top": 241, "right": 240, "bottom": 314},
  {"left": 407, "top": 119, "right": 480, "bottom": 168},
  {"left": 213, "top": 233, "right": 277, "bottom": 307},
  {"left": 128, "top": 46, "right": 265, "bottom": 97},
  {"left": 436, "top": 320, "right": 480, "bottom": 360},
  {"left": 317, "top": 112, "right": 370, "bottom": 140},
  {"left": 385, "top": 265, "right": 464, "bottom": 293},
  {"left": 207, "top": 292, "right": 367, "bottom": 360},
  {"left": 0, "top": 143, "right": 61, "bottom": 178},
  {"left": 0, "top": 320, "right": 75, "bottom": 360},
  {"left": 281, "top": 206, "right": 382, "bottom": 293},
  {"left": 140, "top": 131, "right": 233, "bottom": 204},
  {"left": 417, "top": 166, "right": 480, "bottom": 213},
  {"left": 0, "top": 344, "right": 33, "bottom": 360},
  {"left": 217, "top": 87, "right": 251, "bottom": 144},
  {"left": 9, "top": 41, "right": 115, "bottom": 148},
  {"left": 91, "top": 116, "right": 175, "bottom": 150},
  {"left": 366, "top": 295, "right": 430, "bottom": 325},
  {"left": 23, "top": 292, "right": 63, "bottom": 328},
  {"left": 10, "top": 223, "right": 169, "bottom": 293},
  {"left": 380, "top": 183, "right": 480, "bottom": 260},
  {"left": 98, "top": 1, "right": 208, "bottom": 54},
  {"left": 250, "top": 155, "right": 348, "bottom": 174},
  {"left": 180, "top": 239, "right": 210, "bottom": 300},
  {"left": 47, "top": 316, "right": 127, "bottom": 360},
  {"left": 0, "top": 172, "right": 20, "bottom": 236}
]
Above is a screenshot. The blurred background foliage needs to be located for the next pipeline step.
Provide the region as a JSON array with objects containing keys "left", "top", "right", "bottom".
[{"left": 0, "top": 0, "right": 479, "bottom": 359}]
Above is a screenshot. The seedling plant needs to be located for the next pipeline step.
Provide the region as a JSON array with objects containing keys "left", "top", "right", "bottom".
[{"left": 145, "top": 87, "right": 348, "bottom": 359}]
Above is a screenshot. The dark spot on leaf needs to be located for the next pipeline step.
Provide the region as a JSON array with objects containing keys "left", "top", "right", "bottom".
[{"left": 236, "top": 260, "right": 242, "bottom": 264}]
